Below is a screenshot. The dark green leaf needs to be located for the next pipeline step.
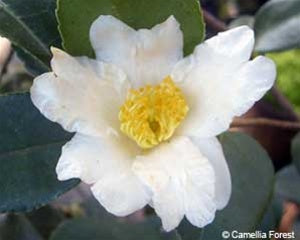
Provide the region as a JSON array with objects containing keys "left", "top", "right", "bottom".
[
  {"left": 0, "top": 92, "right": 79, "bottom": 213},
  {"left": 202, "top": 132, "right": 274, "bottom": 239},
  {"left": 0, "top": 0, "right": 61, "bottom": 74},
  {"left": 50, "top": 217, "right": 179, "bottom": 240},
  {"left": 292, "top": 133, "right": 300, "bottom": 174},
  {"left": 0, "top": 214, "right": 43, "bottom": 240},
  {"left": 177, "top": 219, "right": 203, "bottom": 240},
  {"left": 57, "top": 0, "right": 205, "bottom": 57},
  {"left": 14, "top": 46, "right": 50, "bottom": 76},
  {"left": 254, "top": 0, "right": 300, "bottom": 53},
  {"left": 275, "top": 165, "right": 300, "bottom": 204}
]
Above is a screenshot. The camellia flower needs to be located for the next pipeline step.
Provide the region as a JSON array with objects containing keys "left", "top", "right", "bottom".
[{"left": 30, "top": 15, "right": 276, "bottom": 231}]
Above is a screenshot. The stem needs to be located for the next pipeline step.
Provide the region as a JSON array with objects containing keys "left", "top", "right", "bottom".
[
  {"left": 231, "top": 118, "right": 300, "bottom": 130},
  {"left": 203, "top": 10, "right": 227, "bottom": 31},
  {"left": 270, "top": 86, "right": 299, "bottom": 121}
]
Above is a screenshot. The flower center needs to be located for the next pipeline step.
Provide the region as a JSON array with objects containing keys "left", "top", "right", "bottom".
[{"left": 119, "top": 76, "right": 189, "bottom": 149}]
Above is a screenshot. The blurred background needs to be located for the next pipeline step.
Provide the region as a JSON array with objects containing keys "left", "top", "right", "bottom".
[{"left": 0, "top": 0, "right": 300, "bottom": 239}]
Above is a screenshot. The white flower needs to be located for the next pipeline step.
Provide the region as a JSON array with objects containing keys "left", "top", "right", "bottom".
[{"left": 30, "top": 15, "right": 276, "bottom": 231}]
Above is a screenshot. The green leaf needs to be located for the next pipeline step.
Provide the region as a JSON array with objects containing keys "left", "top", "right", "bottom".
[
  {"left": 14, "top": 46, "right": 50, "bottom": 76},
  {"left": 275, "top": 165, "right": 300, "bottom": 204},
  {"left": 0, "top": 214, "right": 43, "bottom": 240},
  {"left": 267, "top": 50, "right": 300, "bottom": 114},
  {"left": 50, "top": 217, "right": 179, "bottom": 240},
  {"left": 57, "top": 0, "right": 205, "bottom": 57},
  {"left": 0, "top": 0, "right": 61, "bottom": 74},
  {"left": 201, "top": 132, "right": 274, "bottom": 239},
  {"left": 258, "top": 196, "right": 282, "bottom": 233},
  {"left": 254, "top": 0, "right": 300, "bottom": 53},
  {"left": 0, "top": 92, "right": 79, "bottom": 213},
  {"left": 177, "top": 219, "right": 203, "bottom": 240},
  {"left": 229, "top": 15, "right": 254, "bottom": 29},
  {"left": 292, "top": 133, "right": 300, "bottom": 174}
]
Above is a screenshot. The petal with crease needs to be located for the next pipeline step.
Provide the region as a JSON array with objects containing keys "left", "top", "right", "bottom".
[
  {"left": 133, "top": 136, "right": 216, "bottom": 231},
  {"left": 56, "top": 133, "right": 103, "bottom": 184},
  {"left": 91, "top": 172, "right": 150, "bottom": 217},
  {"left": 30, "top": 48, "right": 129, "bottom": 137},
  {"left": 190, "top": 137, "right": 231, "bottom": 209},
  {"left": 172, "top": 26, "right": 276, "bottom": 138},
  {"left": 90, "top": 15, "right": 183, "bottom": 87},
  {"left": 56, "top": 133, "right": 151, "bottom": 216}
]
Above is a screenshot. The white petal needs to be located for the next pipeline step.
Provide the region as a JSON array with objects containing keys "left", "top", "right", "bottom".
[
  {"left": 56, "top": 133, "right": 103, "bottom": 184},
  {"left": 190, "top": 137, "right": 231, "bottom": 209},
  {"left": 31, "top": 48, "right": 129, "bottom": 137},
  {"left": 172, "top": 27, "right": 276, "bottom": 138},
  {"left": 202, "top": 26, "right": 254, "bottom": 64},
  {"left": 90, "top": 15, "right": 183, "bottom": 87},
  {"left": 57, "top": 133, "right": 151, "bottom": 216},
  {"left": 232, "top": 56, "right": 276, "bottom": 115},
  {"left": 133, "top": 136, "right": 216, "bottom": 231},
  {"left": 91, "top": 172, "right": 150, "bottom": 217}
]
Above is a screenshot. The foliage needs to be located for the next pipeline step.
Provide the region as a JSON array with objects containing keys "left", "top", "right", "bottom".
[
  {"left": 275, "top": 165, "right": 300, "bottom": 204},
  {"left": 57, "top": 0, "right": 205, "bottom": 57},
  {"left": 254, "top": 0, "right": 300, "bottom": 53},
  {"left": 267, "top": 50, "right": 300, "bottom": 113},
  {"left": 0, "top": 0, "right": 61, "bottom": 75},
  {"left": 0, "top": 93, "right": 79, "bottom": 213}
]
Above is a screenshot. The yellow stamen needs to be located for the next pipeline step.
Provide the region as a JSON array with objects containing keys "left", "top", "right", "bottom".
[{"left": 119, "top": 76, "right": 189, "bottom": 149}]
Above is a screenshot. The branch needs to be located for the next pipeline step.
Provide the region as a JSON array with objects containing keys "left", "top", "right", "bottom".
[
  {"left": 231, "top": 118, "right": 300, "bottom": 130},
  {"left": 270, "top": 86, "right": 299, "bottom": 121},
  {"left": 203, "top": 10, "right": 227, "bottom": 31}
]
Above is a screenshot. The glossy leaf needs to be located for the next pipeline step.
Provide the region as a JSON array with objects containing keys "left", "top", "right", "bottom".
[
  {"left": 57, "top": 0, "right": 205, "bottom": 57},
  {"left": 177, "top": 219, "right": 203, "bottom": 240},
  {"left": 254, "top": 0, "right": 300, "bottom": 53},
  {"left": 201, "top": 132, "right": 275, "bottom": 239},
  {"left": 0, "top": 92, "right": 79, "bottom": 213},
  {"left": 14, "top": 46, "right": 50, "bottom": 76},
  {"left": 275, "top": 165, "right": 300, "bottom": 204},
  {"left": 229, "top": 15, "right": 254, "bottom": 29},
  {"left": 0, "top": 0, "right": 61, "bottom": 74},
  {"left": 258, "top": 197, "right": 282, "bottom": 233}
]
